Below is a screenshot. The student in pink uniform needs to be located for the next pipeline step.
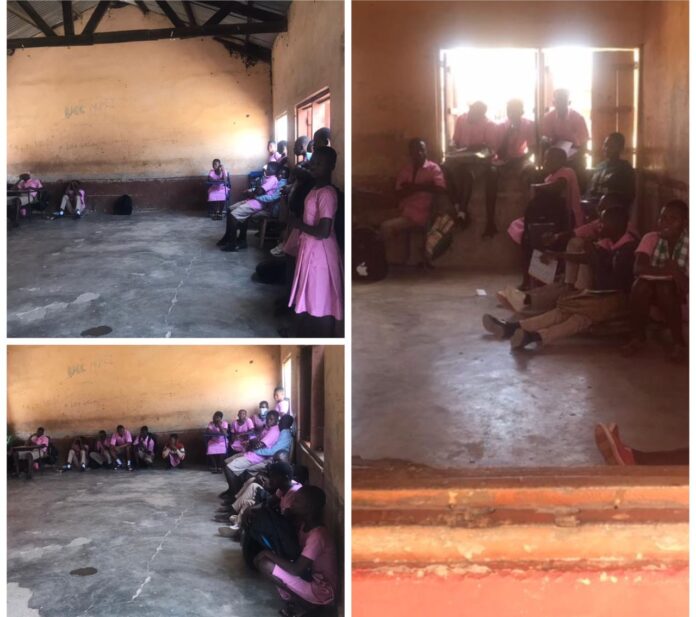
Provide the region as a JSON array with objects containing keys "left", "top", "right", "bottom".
[
  {"left": 253, "top": 401, "right": 271, "bottom": 430},
  {"left": 273, "top": 387, "right": 290, "bottom": 416},
  {"left": 206, "top": 411, "right": 229, "bottom": 473},
  {"left": 622, "top": 200, "right": 689, "bottom": 361},
  {"left": 108, "top": 425, "right": 134, "bottom": 471},
  {"left": 380, "top": 138, "right": 447, "bottom": 267},
  {"left": 163, "top": 434, "right": 186, "bottom": 469},
  {"left": 11, "top": 427, "right": 50, "bottom": 479},
  {"left": 62, "top": 436, "right": 88, "bottom": 472},
  {"left": 132, "top": 426, "right": 156, "bottom": 469},
  {"left": 15, "top": 173, "right": 43, "bottom": 207},
  {"left": 225, "top": 410, "right": 281, "bottom": 479},
  {"left": 268, "top": 141, "right": 282, "bottom": 163},
  {"left": 287, "top": 147, "right": 344, "bottom": 337},
  {"left": 207, "top": 158, "right": 230, "bottom": 220},
  {"left": 230, "top": 409, "right": 256, "bottom": 453},
  {"left": 255, "top": 486, "right": 338, "bottom": 616},
  {"left": 60, "top": 180, "right": 87, "bottom": 219},
  {"left": 89, "top": 430, "right": 113, "bottom": 468}
]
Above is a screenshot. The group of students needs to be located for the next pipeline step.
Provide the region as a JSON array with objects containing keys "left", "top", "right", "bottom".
[
  {"left": 207, "top": 128, "right": 344, "bottom": 337},
  {"left": 204, "top": 387, "right": 338, "bottom": 616},
  {"left": 9, "top": 173, "right": 87, "bottom": 219}
]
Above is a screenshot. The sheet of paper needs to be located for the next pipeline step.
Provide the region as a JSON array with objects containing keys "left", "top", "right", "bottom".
[{"left": 528, "top": 249, "right": 558, "bottom": 285}]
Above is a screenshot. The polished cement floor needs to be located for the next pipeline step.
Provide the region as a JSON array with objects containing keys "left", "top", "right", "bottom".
[
  {"left": 7, "top": 212, "right": 286, "bottom": 338},
  {"left": 353, "top": 269, "right": 689, "bottom": 467},
  {"left": 7, "top": 469, "right": 281, "bottom": 617}
]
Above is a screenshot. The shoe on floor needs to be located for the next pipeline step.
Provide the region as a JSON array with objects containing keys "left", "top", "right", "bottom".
[
  {"left": 482, "top": 314, "right": 518, "bottom": 340},
  {"left": 218, "top": 526, "right": 237, "bottom": 538},
  {"left": 220, "top": 243, "right": 238, "bottom": 252},
  {"left": 510, "top": 328, "right": 540, "bottom": 350}
]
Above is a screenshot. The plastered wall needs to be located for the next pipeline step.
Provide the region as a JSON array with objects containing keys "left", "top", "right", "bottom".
[
  {"left": 272, "top": 0, "right": 345, "bottom": 188},
  {"left": 7, "top": 4, "right": 272, "bottom": 182},
  {"left": 7, "top": 346, "right": 281, "bottom": 436}
]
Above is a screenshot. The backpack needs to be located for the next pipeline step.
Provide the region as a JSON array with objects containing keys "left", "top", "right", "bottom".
[{"left": 114, "top": 194, "right": 133, "bottom": 215}]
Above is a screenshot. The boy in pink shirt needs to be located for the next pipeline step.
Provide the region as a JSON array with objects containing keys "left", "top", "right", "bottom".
[
  {"left": 132, "top": 426, "right": 156, "bottom": 468},
  {"left": 225, "top": 410, "right": 281, "bottom": 478},
  {"left": 253, "top": 400, "right": 271, "bottom": 430},
  {"left": 60, "top": 181, "right": 87, "bottom": 218},
  {"left": 162, "top": 434, "right": 186, "bottom": 469},
  {"left": 89, "top": 430, "right": 113, "bottom": 468},
  {"left": 622, "top": 200, "right": 689, "bottom": 361},
  {"left": 108, "top": 425, "right": 133, "bottom": 471},
  {"left": 11, "top": 427, "right": 49, "bottom": 478},
  {"left": 15, "top": 173, "right": 43, "bottom": 206},
  {"left": 380, "top": 138, "right": 447, "bottom": 266},
  {"left": 273, "top": 387, "right": 290, "bottom": 415},
  {"left": 63, "top": 436, "right": 89, "bottom": 472}
]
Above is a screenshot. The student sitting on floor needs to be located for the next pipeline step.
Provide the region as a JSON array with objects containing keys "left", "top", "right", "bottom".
[
  {"left": 217, "top": 162, "right": 282, "bottom": 252},
  {"left": 62, "top": 436, "right": 88, "bottom": 472},
  {"left": 287, "top": 146, "right": 344, "bottom": 337},
  {"left": 585, "top": 132, "right": 636, "bottom": 211},
  {"left": 273, "top": 387, "right": 290, "bottom": 416},
  {"left": 379, "top": 138, "right": 447, "bottom": 267},
  {"left": 255, "top": 485, "right": 338, "bottom": 617},
  {"left": 485, "top": 206, "right": 638, "bottom": 350},
  {"left": 230, "top": 409, "right": 256, "bottom": 453},
  {"left": 108, "top": 425, "right": 134, "bottom": 471},
  {"left": 207, "top": 158, "right": 230, "bottom": 220},
  {"left": 622, "top": 200, "right": 689, "bottom": 362},
  {"left": 59, "top": 181, "right": 87, "bottom": 219},
  {"left": 162, "top": 434, "right": 186, "bottom": 469},
  {"left": 594, "top": 423, "right": 688, "bottom": 465},
  {"left": 133, "top": 426, "right": 156, "bottom": 468},
  {"left": 206, "top": 411, "right": 229, "bottom": 474},
  {"left": 89, "top": 430, "right": 113, "bottom": 469},
  {"left": 253, "top": 400, "right": 271, "bottom": 430}
]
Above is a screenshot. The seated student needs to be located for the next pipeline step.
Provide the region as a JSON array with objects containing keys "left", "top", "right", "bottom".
[
  {"left": 206, "top": 411, "right": 229, "bottom": 474},
  {"left": 277, "top": 140, "right": 289, "bottom": 168},
  {"left": 380, "top": 138, "right": 447, "bottom": 267},
  {"left": 230, "top": 409, "right": 256, "bottom": 453},
  {"left": 253, "top": 400, "right": 271, "bottom": 430},
  {"left": 268, "top": 140, "right": 283, "bottom": 163},
  {"left": 585, "top": 132, "right": 636, "bottom": 210},
  {"left": 14, "top": 172, "right": 43, "bottom": 207},
  {"left": 313, "top": 127, "right": 331, "bottom": 149},
  {"left": 218, "top": 162, "right": 282, "bottom": 251},
  {"left": 254, "top": 486, "right": 338, "bottom": 616},
  {"left": 485, "top": 206, "right": 638, "bottom": 349},
  {"left": 59, "top": 181, "right": 87, "bottom": 218},
  {"left": 306, "top": 140, "right": 314, "bottom": 161},
  {"left": 12, "top": 427, "right": 50, "bottom": 478},
  {"left": 443, "top": 101, "right": 498, "bottom": 227},
  {"left": 207, "top": 158, "right": 230, "bottom": 220},
  {"left": 273, "top": 387, "right": 290, "bottom": 416},
  {"left": 594, "top": 423, "right": 688, "bottom": 466},
  {"left": 89, "top": 430, "right": 113, "bottom": 469},
  {"left": 287, "top": 146, "right": 344, "bottom": 337},
  {"left": 162, "top": 434, "right": 186, "bottom": 469},
  {"left": 133, "top": 426, "right": 156, "bottom": 469},
  {"left": 622, "top": 200, "right": 689, "bottom": 361},
  {"left": 62, "top": 436, "right": 88, "bottom": 472},
  {"left": 108, "top": 425, "right": 134, "bottom": 471},
  {"left": 540, "top": 89, "right": 590, "bottom": 188},
  {"left": 483, "top": 99, "right": 537, "bottom": 238}
]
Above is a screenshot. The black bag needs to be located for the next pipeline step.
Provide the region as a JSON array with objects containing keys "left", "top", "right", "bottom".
[
  {"left": 114, "top": 194, "right": 133, "bottom": 215},
  {"left": 242, "top": 506, "right": 301, "bottom": 568},
  {"left": 352, "top": 227, "right": 387, "bottom": 282}
]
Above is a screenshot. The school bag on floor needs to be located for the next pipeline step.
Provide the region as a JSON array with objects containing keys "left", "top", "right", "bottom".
[
  {"left": 113, "top": 194, "right": 133, "bottom": 215},
  {"left": 352, "top": 226, "right": 387, "bottom": 282},
  {"left": 242, "top": 505, "right": 301, "bottom": 568}
]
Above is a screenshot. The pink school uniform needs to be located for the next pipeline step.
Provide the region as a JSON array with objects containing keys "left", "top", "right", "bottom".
[
  {"left": 395, "top": 160, "right": 447, "bottom": 228},
  {"left": 252, "top": 413, "right": 267, "bottom": 430},
  {"left": 166, "top": 442, "right": 186, "bottom": 467},
  {"left": 244, "top": 174, "right": 280, "bottom": 212},
  {"left": 541, "top": 109, "right": 589, "bottom": 148},
  {"left": 230, "top": 418, "right": 255, "bottom": 452},
  {"left": 244, "top": 424, "right": 280, "bottom": 465},
  {"left": 18, "top": 177, "right": 43, "bottom": 201},
  {"left": 206, "top": 421, "right": 229, "bottom": 455},
  {"left": 288, "top": 185, "right": 344, "bottom": 321},
  {"left": 452, "top": 113, "right": 497, "bottom": 149},
  {"left": 275, "top": 399, "right": 290, "bottom": 416},
  {"left": 133, "top": 434, "right": 155, "bottom": 453},
  {"left": 547, "top": 167, "right": 582, "bottom": 228},
  {"left": 207, "top": 169, "right": 229, "bottom": 202},
  {"left": 273, "top": 525, "right": 338, "bottom": 606},
  {"left": 277, "top": 480, "right": 302, "bottom": 514},
  {"left": 494, "top": 118, "right": 536, "bottom": 161},
  {"left": 268, "top": 152, "right": 282, "bottom": 163},
  {"left": 110, "top": 430, "right": 132, "bottom": 447}
]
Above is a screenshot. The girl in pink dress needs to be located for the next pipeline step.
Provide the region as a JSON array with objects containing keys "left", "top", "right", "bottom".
[
  {"left": 207, "top": 159, "right": 230, "bottom": 220},
  {"left": 163, "top": 434, "right": 186, "bottom": 469},
  {"left": 288, "top": 146, "right": 343, "bottom": 337},
  {"left": 230, "top": 409, "right": 255, "bottom": 453},
  {"left": 206, "top": 411, "right": 229, "bottom": 473},
  {"left": 273, "top": 386, "right": 290, "bottom": 415}
]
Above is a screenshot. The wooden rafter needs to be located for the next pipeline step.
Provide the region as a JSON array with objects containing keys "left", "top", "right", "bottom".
[
  {"left": 156, "top": 1, "right": 186, "bottom": 28},
  {"left": 194, "top": 1, "right": 284, "bottom": 23},
  {"left": 183, "top": 1, "right": 197, "bottom": 26},
  {"left": 61, "top": 1, "right": 74, "bottom": 36},
  {"left": 135, "top": 1, "right": 149, "bottom": 15},
  {"left": 17, "top": 1, "right": 56, "bottom": 37},
  {"left": 82, "top": 1, "right": 110, "bottom": 36},
  {"left": 204, "top": 5, "right": 233, "bottom": 26}
]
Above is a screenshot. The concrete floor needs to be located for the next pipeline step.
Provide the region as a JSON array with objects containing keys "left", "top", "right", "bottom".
[
  {"left": 7, "top": 212, "right": 285, "bottom": 338},
  {"left": 353, "top": 270, "right": 689, "bottom": 467},
  {"left": 7, "top": 469, "right": 283, "bottom": 617}
]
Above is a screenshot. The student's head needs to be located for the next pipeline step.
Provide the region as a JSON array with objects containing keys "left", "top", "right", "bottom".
[
  {"left": 279, "top": 414, "right": 294, "bottom": 431},
  {"left": 212, "top": 158, "right": 222, "bottom": 171},
  {"left": 267, "top": 140, "right": 277, "bottom": 154},
  {"left": 308, "top": 146, "right": 337, "bottom": 180},
  {"left": 213, "top": 411, "right": 224, "bottom": 424},
  {"left": 408, "top": 138, "right": 427, "bottom": 167},
  {"left": 307, "top": 139, "right": 315, "bottom": 154},
  {"left": 506, "top": 99, "right": 524, "bottom": 121},
  {"left": 277, "top": 140, "right": 288, "bottom": 156},
  {"left": 266, "top": 410, "right": 280, "bottom": 427},
  {"left": 19, "top": 173, "right": 31, "bottom": 182},
  {"left": 313, "top": 127, "right": 331, "bottom": 148},
  {"left": 602, "top": 132, "right": 625, "bottom": 160},
  {"left": 273, "top": 387, "right": 285, "bottom": 402},
  {"left": 294, "top": 136, "right": 309, "bottom": 156},
  {"left": 37, "top": 427, "right": 45, "bottom": 436},
  {"left": 543, "top": 147, "right": 567, "bottom": 174},
  {"left": 266, "top": 161, "right": 280, "bottom": 177},
  {"left": 116, "top": 425, "right": 125, "bottom": 436},
  {"left": 139, "top": 426, "right": 149, "bottom": 437},
  {"left": 259, "top": 400, "right": 269, "bottom": 414},
  {"left": 267, "top": 461, "right": 294, "bottom": 492},
  {"left": 598, "top": 206, "right": 630, "bottom": 240},
  {"left": 553, "top": 89, "right": 570, "bottom": 113},
  {"left": 168, "top": 433, "right": 178, "bottom": 446},
  {"left": 273, "top": 449, "right": 290, "bottom": 463},
  {"left": 289, "top": 485, "right": 326, "bottom": 521},
  {"left": 98, "top": 430, "right": 107, "bottom": 440},
  {"left": 657, "top": 200, "right": 688, "bottom": 241},
  {"left": 468, "top": 101, "right": 488, "bottom": 122},
  {"left": 237, "top": 409, "right": 248, "bottom": 422}
]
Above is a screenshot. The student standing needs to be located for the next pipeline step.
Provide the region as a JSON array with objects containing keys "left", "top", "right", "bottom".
[
  {"left": 206, "top": 411, "right": 229, "bottom": 473},
  {"left": 207, "top": 158, "right": 230, "bottom": 220}
]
